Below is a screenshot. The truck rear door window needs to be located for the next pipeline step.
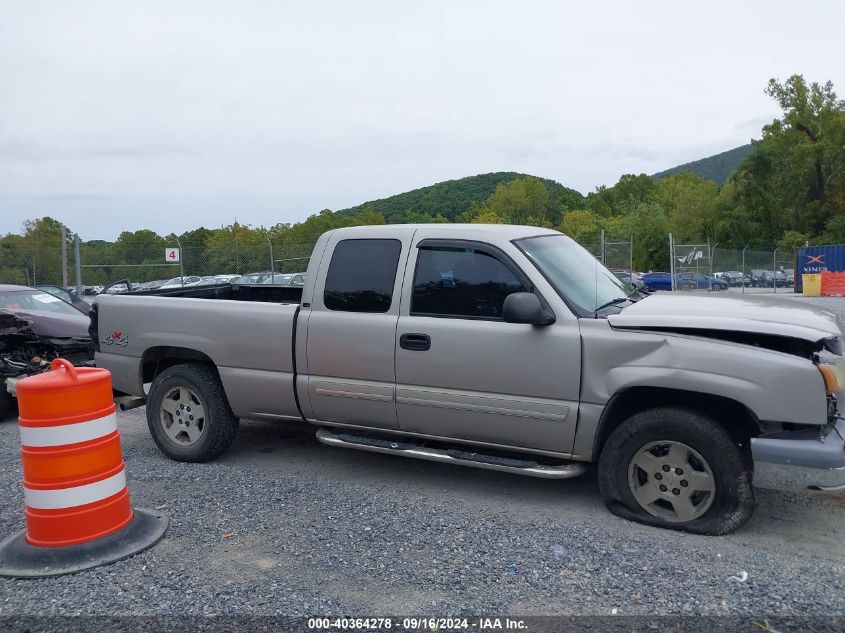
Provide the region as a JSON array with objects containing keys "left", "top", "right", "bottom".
[
  {"left": 411, "top": 246, "right": 525, "bottom": 319},
  {"left": 323, "top": 239, "right": 402, "bottom": 312}
]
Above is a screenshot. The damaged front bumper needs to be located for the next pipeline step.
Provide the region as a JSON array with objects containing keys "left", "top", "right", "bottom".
[{"left": 751, "top": 417, "right": 845, "bottom": 492}]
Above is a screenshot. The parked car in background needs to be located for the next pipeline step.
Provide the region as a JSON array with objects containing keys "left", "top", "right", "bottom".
[
  {"left": 784, "top": 270, "right": 795, "bottom": 287},
  {"left": 35, "top": 285, "right": 90, "bottom": 313},
  {"left": 262, "top": 273, "right": 294, "bottom": 285},
  {"left": 232, "top": 272, "right": 273, "bottom": 284},
  {"left": 749, "top": 269, "right": 775, "bottom": 287},
  {"left": 719, "top": 271, "right": 749, "bottom": 287},
  {"left": 195, "top": 275, "right": 241, "bottom": 286},
  {"left": 641, "top": 272, "right": 673, "bottom": 291},
  {"left": 676, "top": 273, "right": 728, "bottom": 291},
  {"left": 159, "top": 276, "right": 202, "bottom": 289},
  {"left": 0, "top": 284, "right": 94, "bottom": 417},
  {"left": 773, "top": 270, "right": 793, "bottom": 288},
  {"left": 289, "top": 273, "right": 306, "bottom": 286},
  {"left": 613, "top": 271, "right": 644, "bottom": 289}
]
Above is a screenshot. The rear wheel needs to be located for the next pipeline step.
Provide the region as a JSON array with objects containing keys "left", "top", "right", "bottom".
[
  {"left": 598, "top": 407, "right": 753, "bottom": 535},
  {"left": 146, "top": 363, "right": 239, "bottom": 462}
]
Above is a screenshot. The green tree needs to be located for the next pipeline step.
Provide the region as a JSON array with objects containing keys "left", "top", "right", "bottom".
[
  {"left": 778, "top": 230, "right": 810, "bottom": 250},
  {"left": 730, "top": 75, "right": 845, "bottom": 238},
  {"left": 470, "top": 209, "right": 504, "bottom": 224},
  {"left": 630, "top": 203, "right": 670, "bottom": 271},
  {"left": 560, "top": 210, "right": 602, "bottom": 244},
  {"left": 471, "top": 177, "right": 551, "bottom": 225},
  {"left": 654, "top": 173, "right": 719, "bottom": 243}
]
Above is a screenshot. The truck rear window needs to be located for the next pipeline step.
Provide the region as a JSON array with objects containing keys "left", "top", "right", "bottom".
[{"left": 323, "top": 239, "right": 402, "bottom": 312}]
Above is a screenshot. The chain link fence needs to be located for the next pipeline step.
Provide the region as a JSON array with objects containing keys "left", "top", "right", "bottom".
[
  {"left": 0, "top": 240, "right": 66, "bottom": 287},
  {"left": 670, "top": 239, "right": 713, "bottom": 291},
  {"left": 603, "top": 237, "right": 634, "bottom": 273},
  {"left": 703, "top": 246, "right": 797, "bottom": 293},
  {"left": 77, "top": 240, "right": 316, "bottom": 287},
  {"left": 0, "top": 228, "right": 805, "bottom": 296},
  {"left": 575, "top": 233, "right": 634, "bottom": 273},
  {"left": 0, "top": 238, "right": 316, "bottom": 290}
]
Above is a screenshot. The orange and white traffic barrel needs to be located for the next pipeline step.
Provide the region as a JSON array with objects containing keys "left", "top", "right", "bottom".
[{"left": 0, "top": 359, "right": 168, "bottom": 578}]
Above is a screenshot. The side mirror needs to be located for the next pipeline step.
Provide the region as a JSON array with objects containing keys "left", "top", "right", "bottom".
[{"left": 502, "top": 292, "right": 554, "bottom": 325}]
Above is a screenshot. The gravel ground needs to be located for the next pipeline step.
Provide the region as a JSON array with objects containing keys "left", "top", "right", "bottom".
[{"left": 1, "top": 295, "right": 844, "bottom": 618}]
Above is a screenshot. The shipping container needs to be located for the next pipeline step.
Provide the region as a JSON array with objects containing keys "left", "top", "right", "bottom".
[{"left": 795, "top": 244, "right": 845, "bottom": 294}]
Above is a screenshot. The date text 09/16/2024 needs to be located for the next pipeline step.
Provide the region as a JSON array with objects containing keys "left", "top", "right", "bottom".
[{"left": 306, "top": 617, "right": 528, "bottom": 630}]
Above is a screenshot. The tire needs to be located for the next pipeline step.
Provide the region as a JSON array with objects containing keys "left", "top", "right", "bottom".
[
  {"left": 146, "top": 363, "right": 239, "bottom": 462},
  {"left": 598, "top": 407, "right": 753, "bottom": 535}
]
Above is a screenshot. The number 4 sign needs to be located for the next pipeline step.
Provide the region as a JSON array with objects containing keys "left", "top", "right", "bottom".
[{"left": 165, "top": 248, "right": 181, "bottom": 262}]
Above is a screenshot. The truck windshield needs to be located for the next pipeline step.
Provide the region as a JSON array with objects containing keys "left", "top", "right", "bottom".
[{"left": 515, "top": 234, "right": 631, "bottom": 316}]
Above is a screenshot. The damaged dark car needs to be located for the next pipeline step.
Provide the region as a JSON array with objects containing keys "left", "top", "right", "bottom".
[{"left": 0, "top": 284, "right": 94, "bottom": 418}]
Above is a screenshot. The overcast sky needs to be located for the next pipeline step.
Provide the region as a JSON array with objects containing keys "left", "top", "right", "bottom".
[{"left": 1, "top": 1, "right": 843, "bottom": 240}]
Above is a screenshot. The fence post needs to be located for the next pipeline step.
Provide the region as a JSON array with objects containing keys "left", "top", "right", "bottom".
[
  {"left": 629, "top": 235, "right": 633, "bottom": 275},
  {"left": 176, "top": 237, "right": 184, "bottom": 285},
  {"left": 268, "top": 237, "right": 274, "bottom": 274},
  {"left": 74, "top": 235, "right": 82, "bottom": 295},
  {"left": 773, "top": 247, "right": 779, "bottom": 294},
  {"left": 741, "top": 246, "right": 748, "bottom": 294},
  {"left": 669, "top": 233, "right": 675, "bottom": 291},
  {"left": 709, "top": 242, "right": 717, "bottom": 291},
  {"left": 61, "top": 225, "right": 68, "bottom": 289},
  {"left": 596, "top": 229, "right": 602, "bottom": 265}
]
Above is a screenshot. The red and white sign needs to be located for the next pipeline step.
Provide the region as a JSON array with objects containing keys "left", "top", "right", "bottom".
[{"left": 165, "top": 247, "right": 180, "bottom": 262}]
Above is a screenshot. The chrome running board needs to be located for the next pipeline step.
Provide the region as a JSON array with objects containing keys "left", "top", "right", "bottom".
[{"left": 315, "top": 428, "right": 587, "bottom": 479}]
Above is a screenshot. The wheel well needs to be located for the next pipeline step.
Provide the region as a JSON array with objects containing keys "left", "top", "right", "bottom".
[
  {"left": 141, "top": 347, "right": 215, "bottom": 384},
  {"left": 593, "top": 387, "right": 760, "bottom": 461}
]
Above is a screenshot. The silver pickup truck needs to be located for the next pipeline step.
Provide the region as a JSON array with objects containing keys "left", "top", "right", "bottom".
[{"left": 92, "top": 224, "right": 845, "bottom": 534}]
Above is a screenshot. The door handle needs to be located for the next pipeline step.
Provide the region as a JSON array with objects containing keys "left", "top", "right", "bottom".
[{"left": 400, "top": 333, "right": 431, "bottom": 351}]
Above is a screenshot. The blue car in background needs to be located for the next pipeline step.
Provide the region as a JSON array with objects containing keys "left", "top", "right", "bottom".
[
  {"left": 678, "top": 273, "right": 728, "bottom": 290},
  {"left": 641, "top": 272, "right": 728, "bottom": 291},
  {"left": 641, "top": 272, "right": 672, "bottom": 291}
]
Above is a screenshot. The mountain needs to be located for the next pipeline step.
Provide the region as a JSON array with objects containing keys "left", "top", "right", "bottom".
[
  {"left": 652, "top": 144, "right": 753, "bottom": 186},
  {"left": 338, "top": 172, "right": 583, "bottom": 222}
]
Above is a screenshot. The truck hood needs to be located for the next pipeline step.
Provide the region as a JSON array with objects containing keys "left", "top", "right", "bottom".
[{"left": 607, "top": 293, "right": 844, "bottom": 355}]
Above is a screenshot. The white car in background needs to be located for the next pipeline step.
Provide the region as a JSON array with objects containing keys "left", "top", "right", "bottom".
[
  {"left": 195, "top": 275, "right": 241, "bottom": 286},
  {"left": 158, "top": 276, "right": 202, "bottom": 289}
]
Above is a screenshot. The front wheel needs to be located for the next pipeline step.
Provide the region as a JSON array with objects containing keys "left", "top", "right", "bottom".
[
  {"left": 146, "top": 363, "right": 239, "bottom": 462},
  {"left": 598, "top": 407, "right": 753, "bottom": 535}
]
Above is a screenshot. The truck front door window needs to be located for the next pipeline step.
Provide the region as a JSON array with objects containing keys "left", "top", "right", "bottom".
[
  {"left": 323, "top": 239, "right": 402, "bottom": 312},
  {"left": 411, "top": 246, "right": 526, "bottom": 319}
]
